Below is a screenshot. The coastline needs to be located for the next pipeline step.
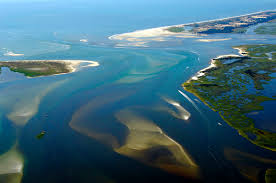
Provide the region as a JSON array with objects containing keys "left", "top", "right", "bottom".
[
  {"left": 186, "top": 54, "right": 244, "bottom": 82},
  {"left": 0, "top": 60, "right": 100, "bottom": 77},
  {"left": 182, "top": 45, "right": 276, "bottom": 151},
  {"left": 109, "top": 9, "right": 276, "bottom": 43}
]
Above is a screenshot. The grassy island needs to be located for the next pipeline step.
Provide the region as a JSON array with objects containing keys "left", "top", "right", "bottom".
[
  {"left": 183, "top": 44, "right": 276, "bottom": 151},
  {"left": 0, "top": 60, "right": 99, "bottom": 77},
  {"left": 0, "top": 61, "right": 72, "bottom": 77}
]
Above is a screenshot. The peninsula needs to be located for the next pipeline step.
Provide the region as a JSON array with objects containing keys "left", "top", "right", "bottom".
[
  {"left": 183, "top": 44, "right": 276, "bottom": 151},
  {"left": 109, "top": 10, "right": 276, "bottom": 46}
]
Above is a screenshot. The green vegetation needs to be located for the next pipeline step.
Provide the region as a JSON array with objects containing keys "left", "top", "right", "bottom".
[
  {"left": 36, "top": 131, "right": 46, "bottom": 139},
  {"left": 183, "top": 45, "right": 276, "bottom": 151},
  {"left": 255, "top": 20, "right": 276, "bottom": 35},
  {"left": 0, "top": 61, "right": 71, "bottom": 77},
  {"left": 167, "top": 26, "right": 185, "bottom": 33},
  {"left": 186, "top": 11, "right": 276, "bottom": 34},
  {"left": 232, "top": 27, "right": 247, "bottom": 33}
]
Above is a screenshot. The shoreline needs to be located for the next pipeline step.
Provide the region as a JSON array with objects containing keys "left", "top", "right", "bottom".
[
  {"left": 186, "top": 53, "right": 243, "bottom": 82},
  {"left": 182, "top": 44, "right": 276, "bottom": 151},
  {"left": 186, "top": 45, "right": 250, "bottom": 83},
  {"left": 0, "top": 60, "right": 100, "bottom": 77},
  {"left": 109, "top": 9, "right": 276, "bottom": 42}
]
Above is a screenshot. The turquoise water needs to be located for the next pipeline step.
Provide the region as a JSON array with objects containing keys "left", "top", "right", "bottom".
[{"left": 0, "top": 1, "right": 276, "bottom": 183}]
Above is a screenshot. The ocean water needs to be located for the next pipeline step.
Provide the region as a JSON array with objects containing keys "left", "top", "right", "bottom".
[{"left": 0, "top": 1, "right": 276, "bottom": 183}]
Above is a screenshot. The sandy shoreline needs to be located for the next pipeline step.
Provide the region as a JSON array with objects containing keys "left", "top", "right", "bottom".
[
  {"left": 187, "top": 52, "right": 245, "bottom": 82},
  {"left": 233, "top": 47, "right": 249, "bottom": 56},
  {"left": 188, "top": 59, "right": 217, "bottom": 82},
  {"left": 196, "top": 38, "right": 232, "bottom": 42},
  {"left": 109, "top": 26, "right": 197, "bottom": 44},
  {"left": 0, "top": 60, "right": 100, "bottom": 77},
  {"left": 109, "top": 9, "right": 276, "bottom": 45}
]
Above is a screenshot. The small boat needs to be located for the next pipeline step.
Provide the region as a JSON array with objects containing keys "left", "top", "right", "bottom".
[{"left": 36, "top": 131, "right": 46, "bottom": 139}]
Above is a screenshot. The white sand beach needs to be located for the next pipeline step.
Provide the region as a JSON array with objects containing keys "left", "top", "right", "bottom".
[
  {"left": 233, "top": 47, "right": 249, "bottom": 56},
  {"left": 80, "top": 39, "right": 88, "bottom": 43},
  {"left": 109, "top": 26, "right": 197, "bottom": 41},
  {"left": 196, "top": 38, "right": 232, "bottom": 42},
  {"left": 4, "top": 51, "right": 24, "bottom": 57}
]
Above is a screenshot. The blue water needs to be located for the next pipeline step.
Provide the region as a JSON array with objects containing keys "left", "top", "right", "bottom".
[{"left": 0, "top": 1, "right": 276, "bottom": 183}]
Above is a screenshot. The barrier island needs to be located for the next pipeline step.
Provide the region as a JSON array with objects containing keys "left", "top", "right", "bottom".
[{"left": 168, "top": 10, "right": 276, "bottom": 34}]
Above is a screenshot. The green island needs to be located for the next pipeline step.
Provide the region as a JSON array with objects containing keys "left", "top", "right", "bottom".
[
  {"left": 255, "top": 19, "right": 276, "bottom": 35},
  {"left": 183, "top": 44, "right": 276, "bottom": 151},
  {"left": 0, "top": 61, "right": 72, "bottom": 77}
]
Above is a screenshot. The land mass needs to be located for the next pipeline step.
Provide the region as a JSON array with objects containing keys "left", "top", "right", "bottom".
[
  {"left": 109, "top": 10, "right": 276, "bottom": 47},
  {"left": 183, "top": 44, "right": 276, "bottom": 151},
  {"left": 0, "top": 60, "right": 99, "bottom": 77},
  {"left": 168, "top": 10, "right": 276, "bottom": 34}
]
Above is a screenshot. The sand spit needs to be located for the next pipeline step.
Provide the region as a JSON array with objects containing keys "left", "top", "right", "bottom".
[
  {"left": 109, "top": 27, "right": 194, "bottom": 40},
  {"left": 109, "top": 26, "right": 198, "bottom": 47},
  {"left": 196, "top": 38, "right": 232, "bottom": 42},
  {"left": 188, "top": 59, "right": 217, "bottom": 82},
  {"left": 60, "top": 60, "right": 99, "bottom": 72},
  {"left": 80, "top": 39, "right": 88, "bottom": 43},
  {"left": 233, "top": 47, "right": 249, "bottom": 56},
  {"left": 187, "top": 53, "right": 244, "bottom": 82},
  {"left": 4, "top": 51, "right": 24, "bottom": 57}
]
